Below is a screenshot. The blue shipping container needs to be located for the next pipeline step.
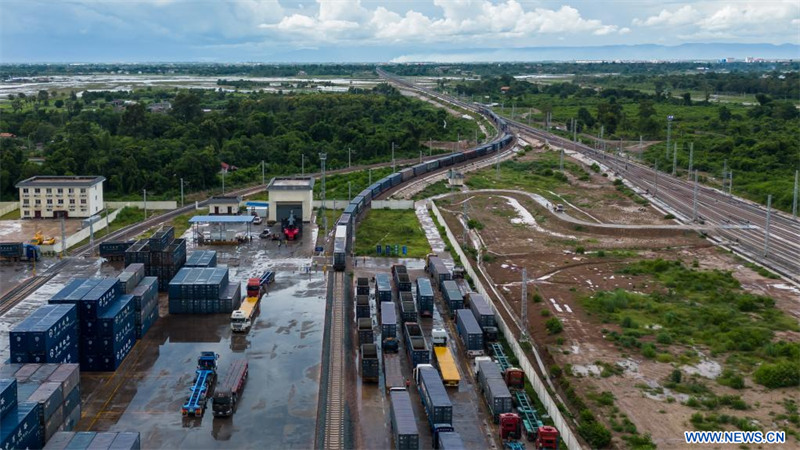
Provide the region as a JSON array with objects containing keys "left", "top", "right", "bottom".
[
  {"left": 97, "top": 296, "right": 134, "bottom": 338},
  {"left": 0, "top": 380, "right": 17, "bottom": 419}
]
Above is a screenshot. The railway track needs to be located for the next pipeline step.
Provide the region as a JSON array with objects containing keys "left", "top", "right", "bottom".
[
  {"left": 323, "top": 271, "right": 346, "bottom": 450},
  {"left": 0, "top": 259, "right": 68, "bottom": 316}
]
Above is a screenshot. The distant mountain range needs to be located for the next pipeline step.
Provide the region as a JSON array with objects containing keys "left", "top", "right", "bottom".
[{"left": 388, "top": 43, "right": 800, "bottom": 63}]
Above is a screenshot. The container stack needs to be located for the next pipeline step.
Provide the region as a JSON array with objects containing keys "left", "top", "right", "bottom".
[
  {"left": 9, "top": 304, "right": 79, "bottom": 364},
  {"left": 116, "top": 263, "right": 145, "bottom": 294},
  {"left": 98, "top": 241, "right": 134, "bottom": 261},
  {"left": 44, "top": 431, "right": 141, "bottom": 450},
  {"left": 124, "top": 227, "right": 187, "bottom": 291},
  {"left": 0, "top": 397, "right": 42, "bottom": 449},
  {"left": 1, "top": 363, "right": 81, "bottom": 445},
  {"left": 184, "top": 250, "right": 217, "bottom": 268},
  {"left": 131, "top": 276, "right": 158, "bottom": 339},
  {"left": 167, "top": 267, "right": 241, "bottom": 314}
]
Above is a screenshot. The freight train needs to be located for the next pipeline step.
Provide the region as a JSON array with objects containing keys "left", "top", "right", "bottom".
[{"left": 333, "top": 109, "right": 512, "bottom": 271}]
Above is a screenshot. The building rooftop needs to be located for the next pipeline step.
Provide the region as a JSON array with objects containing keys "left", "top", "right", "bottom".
[
  {"left": 188, "top": 215, "right": 255, "bottom": 224},
  {"left": 267, "top": 177, "right": 315, "bottom": 191},
  {"left": 15, "top": 176, "right": 105, "bottom": 188},
  {"left": 208, "top": 196, "right": 242, "bottom": 204}
]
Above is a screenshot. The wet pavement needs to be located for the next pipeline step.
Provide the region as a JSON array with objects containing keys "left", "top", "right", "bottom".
[{"left": 351, "top": 261, "right": 494, "bottom": 450}]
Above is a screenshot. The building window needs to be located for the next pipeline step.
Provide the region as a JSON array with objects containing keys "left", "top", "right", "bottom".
[
  {"left": 80, "top": 199, "right": 87, "bottom": 204},
  {"left": 46, "top": 188, "right": 52, "bottom": 194},
  {"left": 23, "top": 199, "right": 29, "bottom": 205},
  {"left": 57, "top": 199, "right": 64, "bottom": 205},
  {"left": 22, "top": 188, "right": 28, "bottom": 194},
  {"left": 57, "top": 188, "right": 63, "bottom": 194},
  {"left": 81, "top": 188, "right": 87, "bottom": 193},
  {"left": 35, "top": 199, "right": 41, "bottom": 205},
  {"left": 69, "top": 199, "right": 75, "bottom": 205},
  {"left": 34, "top": 188, "right": 40, "bottom": 194},
  {"left": 23, "top": 210, "right": 29, "bottom": 216},
  {"left": 46, "top": 199, "right": 53, "bottom": 205},
  {"left": 68, "top": 188, "right": 74, "bottom": 194}
]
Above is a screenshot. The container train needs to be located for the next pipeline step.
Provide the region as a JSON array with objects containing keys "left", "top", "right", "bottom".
[{"left": 333, "top": 110, "right": 512, "bottom": 271}]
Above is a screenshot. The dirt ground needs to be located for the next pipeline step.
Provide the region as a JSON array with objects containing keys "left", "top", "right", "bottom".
[
  {"left": 0, "top": 217, "right": 83, "bottom": 243},
  {"left": 436, "top": 186, "right": 800, "bottom": 448}
]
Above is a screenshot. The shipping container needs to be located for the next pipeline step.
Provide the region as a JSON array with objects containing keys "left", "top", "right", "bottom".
[
  {"left": 427, "top": 257, "right": 451, "bottom": 286},
  {"left": 98, "top": 242, "right": 133, "bottom": 260},
  {"left": 168, "top": 267, "right": 229, "bottom": 301},
  {"left": 10, "top": 304, "right": 78, "bottom": 364},
  {"left": 116, "top": 264, "right": 145, "bottom": 295},
  {"left": 477, "top": 360, "right": 513, "bottom": 422},
  {"left": 436, "top": 431, "right": 466, "bottom": 450},
  {"left": 357, "top": 318, "right": 373, "bottom": 345},
  {"left": 380, "top": 304, "right": 397, "bottom": 339},
  {"left": 110, "top": 431, "right": 141, "bottom": 449},
  {"left": 392, "top": 266, "right": 412, "bottom": 292},
  {"left": 432, "top": 347, "right": 460, "bottom": 388},
  {"left": 375, "top": 273, "right": 392, "bottom": 303},
  {"left": 389, "top": 389, "right": 419, "bottom": 450},
  {"left": 184, "top": 250, "right": 217, "bottom": 268},
  {"left": 80, "top": 328, "right": 134, "bottom": 372},
  {"left": 404, "top": 323, "right": 429, "bottom": 367},
  {"left": 356, "top": 277, "right": 370, "bottom": 296},
  {"left": 97, "top": 295, "right": 134, "bottom": 338},
  {"left": 0, "top": 402, "right": 43, "bottom": 450},
  {"left": 0, "top": 242, "right": 24, "bottom": 258},
  {"left": 0, "top": 379, "right": 17, "bottom": 419},
  {"left": 355, "top": 295, "right": 370, "bottom": 319},
  {"left": 415, "top": 365, "right": 453, "bottom": 429},
  {"left": 361, "top": 344, "right": 379, "bottom": 383},
  {"left": 400, "top": 301, "right": 418, "bottom": 323},
  {"left": 467, "top": 293, "right": 498, "bottom": 342},
  {"left": 441, "top": 281, "right": 463, "bottom": 315},
  {"left": 147, "top": 227, "right": 175, "bottom": 252},
  {"left": 415, "top": 278, "right": 434, "bottom": 317},
  {"left": 131, "top": 277, "right": 158, "bottom": 313},
  {"left": 456, "top": 310, "right": 484, "bottom": 357}
]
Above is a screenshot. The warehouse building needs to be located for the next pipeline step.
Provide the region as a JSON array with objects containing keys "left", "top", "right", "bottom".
[
  {"left": 267, "top": 177, "right": 314, "bottom": 223},
  {"left": 15, "top": 175, "right": 105, "bottom": 219},
  {"left": 208, "top": 196, "right": 242, "bottom": 215}
]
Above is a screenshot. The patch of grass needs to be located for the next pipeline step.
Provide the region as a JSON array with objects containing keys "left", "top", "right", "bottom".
[
  {"left": 744, "top": 262, "right": 780, "bottom": 279},
  {"left": 465, "top": 151, "right": 574, "bottom": 193},
  {"left": 466, "top": 218, "right": 484, "bottom": 230},
  {"left": 0, "top": 208, "right": 21, "bottom": 220},
  {"left": 545, "top": 317, "right": 564, "bottom": 334},
  {"left": 411, "top": 180, "right": 452, "bottom": 200},
  {"left": 613, "top": 178, "right": 650, "bottom": 206},
  {"left": 354, "top": 209, "right": 431, "bottom": 258},
  {"left": 316, "top": 208, "right": 340, "bottom": 230}
]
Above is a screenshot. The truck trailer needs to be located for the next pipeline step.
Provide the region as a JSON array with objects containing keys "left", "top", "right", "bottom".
[
  {"left": 355, "top": 295, "right": 370, "bottom": 319},
  {"left": 432, "top": 347, "right": 460, "bottom": 387},
  {"left": 358, "top": 317, "right": 374, "bottom": 345},
  {"left": 441, "top": 281, "right": 464, "bottom": 316},
  {"left": 383, "top": 352, "right": 406, "bottom": 392},
  {"left": 437, "top": 431, "right": 466, "bottom": 450},
  {"left": 212, "top": 359, "right": 248, "bottom": 417},
  {"left": 400, "top": 301, "right": 418, "bottom": 323},
  {"left": 0, "top": 242, "right": 40, "bottom": 262},
  {"left": 456, "top": 309, "right": 485, "bottom": 357},
  {"left": 404, "top": 322, "right": 430, "bottom": 367},
  {"left": 477, "top": 359, "right": 513, "bottom": 423},
  {"left": 389, "top": 389, "right": 419, "bottom": 450},
  {"left": 376, "top": 273, "right": 392, "bottom": 303},
  {"left": 230, "top": 295, "right": 260, "bottom": 333},
  {"left": 415, "top": 278, "right": 434, "bottom": 317},
  {"left": 361, "top": 343, "right": 379, "bottom": 383},
  {"left": 415, "top": 365, "right": 454, "bottom": 443},
  {"left": 467, "top": 293, "right": 498, "bottom": 342}
]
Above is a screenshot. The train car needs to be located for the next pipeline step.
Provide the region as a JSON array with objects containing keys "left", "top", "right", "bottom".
[
  {"left": 426, "top": 160, "right": 440, "bottom": 172},
  {"left": 360, "top": 188, "right": 373, "bottom": 205},
  {"left": 333, "top": 225, "right": 348, "bottom": 272},
  {"left": 463, "top": 149, "right": 478, "bottom": 160},
  {"left": 453, "top": 153, "right": 466, "bottom": 164},
  {"left": 400, "top": 167, "right": 415, "bottom": 182},
  {"left": 337, "top": 213, "right": 353, "bottom": 237},
  {"left": 390, "top": 172, "right": 403, "bottom": 187},
  {"left": 371, "top": 183, "right": 382, "bottom": 197},
  {"left": 344, "top": 202, "right": 358, "bottom": 218},
  {"left": 439, "top": 155, "right": 455, "bottom": 167},
  {"left": 412, "top": 162, "right": 428, "bottom": 177}
]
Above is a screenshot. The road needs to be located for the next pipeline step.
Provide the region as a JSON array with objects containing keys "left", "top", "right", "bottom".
[{"left": 376, "top": 69, "right": 800, "bottom": 282}]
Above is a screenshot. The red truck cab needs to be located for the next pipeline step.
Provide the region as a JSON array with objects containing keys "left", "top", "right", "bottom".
[
  {"left": 504, "top": 367, "right": 525, "bottom": 390},
  {"left": 535, "top": 426, "right": 559, "bottom": 449},
  {"left": 499, "top": 413, "right": 522, "bottom": 440},
  {"left": 212, "top": 359, "right": 249, "bottom": 417}
]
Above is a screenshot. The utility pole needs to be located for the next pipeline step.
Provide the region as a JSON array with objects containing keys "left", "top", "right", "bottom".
[
  {"left": 559, "top": 149, "right": 564, "bottom": 171},
  {"left": 462, "top": 201, "right": 468, "bottom": 246},
  {"left": 301, "top": 154, "right": 305, "bottom": 175},
  {"left": 654, "top": 161, "right": 659, "bottom": 198},
  {"left": 639, "top": 135, "right": 643, "bottom": 155},
  {"left": 348, "top": 181, "right": 351, "bottom": 202},
  {"left": 665, "top": 115, "right": 673, "bottom": 159},
  {"left": 261, "top": 160, "right": 265, "bottom": 186},
  {"left": 143, "top": 189, "right": 147, "bottom": 220},
  {"left": 495, "top": 153, "right": 500, "bottom": 179},
  {"left": 687, "top": 143, "right": 694, "bottom": 180},
  {"left": 369, "top": 168, "right": 372, "bottom": 185},
  {"left": 456, "top": 133, "right": 460, "bottom": 154},
  {"left": 521, "top": 268, "right": 528, "bottom": 340},
  {"left": 722, "top": 159, "right": 727, "bottom": 193},
  {"left": 764, "top": 194, "right": 772, "bottom": 257},
  {"left": 429, "top": 138, "right": 432, "bottom": 157},
  {"left": 672, "top": 142, "right": 678, "bottom": 176},
  {"left": 692, "top": 170, "right": 699, "bottom": 221},
  {"left": 729, "top": 171, "right": 733, "bottom": 197},
  {"left": 392, "top": 142, "right": 395, "bottom": 172},
  {"left": 60, "top": 216, "right": 66, "bottom": 258},
  {"left": 474, "top": 128, "right": 477, "bottom": 145},
  {"left": 419, "top": 149, "right": 422, "bottom": 164},
  {"left": 599, "top": 126, "right": 604, "bottom": 153},
  {"left": 320, "top": 153, "right": 327, "bottom": 238},
  {"left": 348, "top": 147, "right": 352, "bottom": 169},
  {"left": 89, "top": 219, "right": 94, "bottom": 254},
  {"left": 180, "top": 178, "right": 184, "bottom": 208},
  {"left": 528, "top": 108, "right": 531, "bottom": 126},
  {"left": 793, "top": 170, "right": 798, "bottom": 220}
]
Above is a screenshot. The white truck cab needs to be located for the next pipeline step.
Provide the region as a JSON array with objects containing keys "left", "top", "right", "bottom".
[
  {"left": 431, "top": 328, "right": 448, "bottom": 346},
  {"left": 473, "top": 356, "right": 493, "bottom": 377}
]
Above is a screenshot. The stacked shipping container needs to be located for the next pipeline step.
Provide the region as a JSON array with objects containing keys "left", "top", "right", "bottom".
[
  {"left": 44, "top": 431, "right": 141, "bottom": 449},
  {"left": 10, "top": 305, "right": 78, "bottom": 364},
  {"left": 0, "top": 363, "right": 81, "bottom": 445},
  {"left": 183, "top": 250, "right": 218, "bottom": 268},
  {"left": 167, "top": 267, "right": 241, "bottom": 314},
  {"left": 124, "top": 227, "right": 187, "bottom": 291}
]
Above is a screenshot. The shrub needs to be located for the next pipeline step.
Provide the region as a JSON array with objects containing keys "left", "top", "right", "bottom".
[
  {"left": 670, "top": 369, "right": 683, "bottom": 384},
  {"left": 467, "top": 219, "right": 484, "bottom": 230},
  {"left": 642, "top": 344, "right": 657, "bottom": 359},
  {"left": 657, "top": 332, "right": 673, "bottom": 345},
  {"left": 546, "top": 317, "right": 564, "bottom": 334},
  {"left": 620, "top": 316, "right": 637, "bottom": 328},
  {"left": 532, "top": 293, "right": 543, "bottom": 303},
  {"left": 540, "top": 309, "right": 551, "bottom": 317},
  {"left": 575, "top": 246, "right": 586, "bottom": 254},
  {"left": 753, "top": 361, "right": 800, "bottom": 388},
  {"left": 664, "top": 213, "right": 676, "bottom": 220},
  {"left": 578, "top": 421, "right": 612, "bottom": 448},
  {"left": 550, "top": 365, "right": 563, "bottom": 378},
  {"left": 597, "top": 250, "right": 606, "bottom": 257},
  {"left": 590, "top": 163, "right": 601, "bottom": 173}
]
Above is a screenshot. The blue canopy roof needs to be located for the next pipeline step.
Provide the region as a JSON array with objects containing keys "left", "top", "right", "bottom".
[
  {"left": 188, "top": 215, "right": 255, "bottom": 223},
  {"left": 245, "top": 201, "right": 269, "bottom": 207}
]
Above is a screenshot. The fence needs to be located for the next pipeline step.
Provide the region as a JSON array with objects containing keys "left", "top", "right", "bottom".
[
  {"left": 430, "top": 201, "right": 581, "bottom": 450},
  {"left": 312, "top": 200, "right": 414, "bottom": 210},
  {"left": 39, "top": 209, "right": 123, "bottom": 254},
  {"left": 105, "top": 201, "right": 177, "bottom": 210},
  {"left": 0, "top": 202, "right": 19, "bottom": 217}
]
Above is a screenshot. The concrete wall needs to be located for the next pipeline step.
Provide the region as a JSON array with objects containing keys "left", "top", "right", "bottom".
[
  {"left": 39, "top": 208, "right": 122, "bottom": 254},
  {"left": 0, "top": 202, "right": 18, "bottom": 217},
  {"left": 105, "top": 201, "right": 177, "bottom": 210},
  {"left": 269, "top": 190, "right": 313, "bottom": 222},
  {"left": 430, "top": 201, "right": 581, "bottom": 450},
  {"left": 311, "top": 200, "right": 415, "bottom": 210}
]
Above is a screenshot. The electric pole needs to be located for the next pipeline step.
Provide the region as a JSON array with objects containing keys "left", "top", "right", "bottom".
[
  {"left": 665, "top": 115, "right": 673, "bottom": 159},
  {"left": 180, "top": 178, "right": 184, "bottom": 208},
  {"left": 222, "top": 169, "right": 226, "bottom": 195},
  {"left": 764, "top": 194, "right": 772, "bottom": 257},
  {"left": 391, "top": 142, "right": 395, "bottom": 172},
  {"left": 143, "top": 189, "right": 147, "bottom": 220},
  {"left": 729, "top": 171, "right": 733, "bottom": 197},
  {"left": 429, "top": 138, "right": 433, "bottom": 157},
  {"left": 462, "top": 201, "right": 468, "bottom": 246},
  {"left": 261, "top": 160, "right": 265, "bottom": 186},
  {"left": 301, "top": 154, "right": 305, "bottom": 175},
  {"left": 348, "top": 181, "right": 351, "bottom": 202},
  {"left": 654, "top": 161, "right": 658, "bottom": 198},
  {"left": 687, "top": 143, "right": 694, "bottom": 181},
  {"left": 369, "top": 168, "right": 372, "bottom": 185},
  {"left": 320, "top": 153, "right": 327, "bottom": 238},
  {"left": 672, "top": 142, "right": 678, "bottom": 176},
  {"left": 348, "top": 147, "right": 352, "bottom": 169},
  {"left": 792, "top": 169, "right": 798, "bottom": 220},
  {"left": 692, "top": 170, "right": 699, "bottom": 221},
  {"left": 559, "top": 149, "right": 564, "bottom": 171},
  {"left": 521, "top": 268, "right": 528, "bottom": 341},
  {"left": 60, "top": 217, "right": 66, "bottom": 258}
]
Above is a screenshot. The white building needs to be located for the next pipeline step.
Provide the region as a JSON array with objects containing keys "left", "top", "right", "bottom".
[
  {"left": 208, "top": 196, "right": 242, "bottom": 215},
  {"left": 16, "top": 176, "right": 105, "bottom": 219},
  {"left": 267, "top": 177, "right": 314, "bottom": 223}
]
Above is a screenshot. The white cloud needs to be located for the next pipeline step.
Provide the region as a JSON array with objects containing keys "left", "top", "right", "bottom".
[{"left": 633, "top": 5, "right": 700, "bottom": 27}]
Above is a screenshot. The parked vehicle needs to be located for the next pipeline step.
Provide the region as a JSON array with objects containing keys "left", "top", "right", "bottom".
[
  {"left": 476, "top": 359, "right": 513, "bottom": 423},
  {"left": 182, "top": 352, "right": 218, "bottom": 417},
  {"left": 437, "top": 431, "right": 466, "bottom": 450},
  {"left": 431, "top": 328, "right": 447, "bottom": 346},
  {"left": 456, "top": 309, "right": 484, "bottom": 357},
  {"left": 415, "top": 278, "right": 434, "bottom": 317},
  {"left": 361, "top": 343, "right": 379, "bottom": 383},
  {"left": 441, "top": 281, "right": 464, "bottom": 316},
  {"left": 281, "top": 210, "right": 301, "bottom": 241},
  {"left": 404, "top": 322, "right": 430, "bottom": 367},
  {"left": 384, "top": 352, "right": 405, "bottom": 392},
  {"left": 212, "top": 359, "right": 248, "bottom": 417},
  {"left": 414, "top": 365, "right": 454, "bottom": 444},
  {"left": 432, "top": 347, "right": 460, "bottom": 387},
  {"left": 467, "top": 293, "right": 498, "bottom": 342},
  {"left": 230, "top": 295, "right": 260, "bottom": 333},
  {"left": 0, "top": 242, "right": 40, "bottom": 262},
  {"left": 389, "top": 388, "right": 419, "bottom": 450}
]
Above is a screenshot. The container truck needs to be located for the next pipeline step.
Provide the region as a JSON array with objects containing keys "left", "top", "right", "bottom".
[
  {"left": 389, "top": 389, "right": 419, "bottom": 450},
  {"left": 355, "top": 295, "right": 370, "bottom": 319},
  {"left": 431, "top": 329, "right": 447, "bottom": 346},
  {"left": 230, "top": 294, "right": 260, "bottom": 333},
  {"left": 456, "top": 309, "right": 484, "bottom": 357},
  {"left": 426, "top": 256, "right": 451, "bottom": 286},
  {"left": 361, "top": 343, "right": 379, "bottom": 383},
  {"left": 212, "top": 359, "right": 248, "bottom": 417},
  {"left": 358, "top": 317, "right": 374, "bottom": 344},
  {"left": 383, "top": 352, "right": 406, "bottom": 392},
  {"left": 477, "top": 359, "right": 513, "bottom": 423},
  {"left": 380, "top": 303, "right": 397, "bottom": 339},
  {"left": 414, "top": 365, "right": 454, "bottom": 443},
  {"left": 432, "top": 347, "right": 460, "bottom": 387},
  {"left": 182, "top": 352, "right": 218, "bottom": 417},
  {"left": 404, "top": 322, "right": 430, "bottom": 367},
  {"left": 415, "top": 278, "right": 434, "bottom": 317},
  {"left": 400, "top": 301, "right": 418, "bottom": 323},
  {"left": 0, "top": 242, "right": 40, "bottom": 262},
  {"left": 376, "top": 273, "right": 392, "bottom": 303},
  {"left": 467, "top": 293, "right": 498, "bottom": 342},
  {"left": 441, "top": 281, "right": 463, "bottom": 316}
]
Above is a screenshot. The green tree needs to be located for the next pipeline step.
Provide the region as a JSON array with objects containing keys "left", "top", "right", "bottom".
[{"left": 171, "top": 91, "right": 202, "bottom": 122}]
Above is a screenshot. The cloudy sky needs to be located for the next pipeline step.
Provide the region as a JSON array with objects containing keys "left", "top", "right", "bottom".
[{"left": 1, "top": 0, "right": 798, "bottom": 62}]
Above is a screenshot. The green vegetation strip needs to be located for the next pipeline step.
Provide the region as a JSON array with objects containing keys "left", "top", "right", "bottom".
[
  {"left": 582, "top": 259, "right": 799, "bottom": 389},
  {"left": 354, "top": 209, "right": 430, "bottom": 258}
]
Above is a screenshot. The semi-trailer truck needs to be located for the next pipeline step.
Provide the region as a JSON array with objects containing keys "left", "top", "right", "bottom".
[
  {"left": 230, "top": 295, "right": 260, "bottom": 333},
  {"left": 361, "top": 343, "right": 379, "bottom": 383},
  {"left": 384, "top": 352, "right": 405, "bottom": 392},
  {"left": 476, "top": 359, "right": 513, "bottom": 423},
  {"left": 390, "top": 388, "right": 419, "bottom": 450},
  {"left": 414, "top": 365, "right": 454, "bottom": 445},
  {"left": 432, "top": 347, "right": 460, "bottom": 387},
  {"left": 456, "top": 309, "right": 484, "bottom": 357},
  {"left": 212, "top": 359, "right": 248, "bottom": 417},
  {"left": 404, "top": 323, "right": 430, "bottom": 367},
  {"left": 415, "top": 278, "right": 434, "bottom": 317},
  {"left": 467, "top": 293, "right": 498, "bottom": 342}
]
